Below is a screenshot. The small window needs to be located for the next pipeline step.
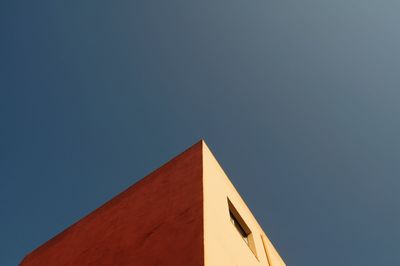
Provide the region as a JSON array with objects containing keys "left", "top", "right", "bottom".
[
  {"left": 230, "top": 210, "right": 249, "bottom": 244},
  {"left": 227, "top": 198, "right": 258, "bottom": 259}
]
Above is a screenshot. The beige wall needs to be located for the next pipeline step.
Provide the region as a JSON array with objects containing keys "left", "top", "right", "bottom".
[{"left": 202, "top": 141, "right": 286, "bottom": 266}]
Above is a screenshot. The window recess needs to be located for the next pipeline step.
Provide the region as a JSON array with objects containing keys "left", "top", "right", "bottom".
[{"left": 227, "top": 198, "right": 258, "bottom": 259}]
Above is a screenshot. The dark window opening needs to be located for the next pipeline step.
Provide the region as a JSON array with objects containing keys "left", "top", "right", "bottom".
[
  {"left": 230, "top": 210, "right": 249, "bottom": 244},
  {"left": 227, "top": 198, "right": 258, "bottom": 259}
]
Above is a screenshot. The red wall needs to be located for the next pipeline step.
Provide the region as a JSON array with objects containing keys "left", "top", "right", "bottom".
[{"left": 21, "top": 141, "right": 204, "bottom": 266}]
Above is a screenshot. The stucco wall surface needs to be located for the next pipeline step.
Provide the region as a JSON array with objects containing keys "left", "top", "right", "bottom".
[
  {"left": 21, "top": 140, "right": 286, "bottom": 266},
  {"left": 202, "top": 142, "right": 285, "bottom": 266},
  {"left": 21, "top": 142, "right": 204, "bottom": 266}
]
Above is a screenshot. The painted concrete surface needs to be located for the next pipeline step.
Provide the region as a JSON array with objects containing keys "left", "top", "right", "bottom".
[
  {"left": 21, "top": 140, "right": 285, "bottom": 265},
  {"left": 21, "top": 141, "right": 204, "bottom": 266},
  {"left": 203, "top": 141, "right": 286, "bottom": 266}
]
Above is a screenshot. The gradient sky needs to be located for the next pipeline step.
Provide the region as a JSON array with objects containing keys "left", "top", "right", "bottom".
[{"left": 1, "top": 1, "right": 400, "bottom": 265}]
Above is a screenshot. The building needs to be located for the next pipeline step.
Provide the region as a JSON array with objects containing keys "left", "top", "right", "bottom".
[{"left": 21, "top": 140, "right": 286, "bottom": 266}]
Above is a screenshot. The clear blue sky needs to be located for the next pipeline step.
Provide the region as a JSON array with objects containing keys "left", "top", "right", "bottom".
[{"left": 1, "top": 1, "right": 399, "bottom": 265}]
